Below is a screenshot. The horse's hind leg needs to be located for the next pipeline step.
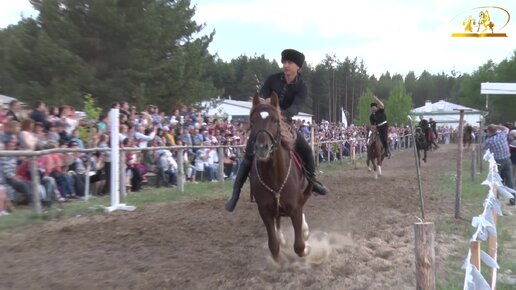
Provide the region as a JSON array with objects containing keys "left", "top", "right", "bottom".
[
  {"left": 291, "top": 210, "right": 309, "bottom": 257},
  {"left": 258, "top": 206, "right": 280, "bottom": 263}
]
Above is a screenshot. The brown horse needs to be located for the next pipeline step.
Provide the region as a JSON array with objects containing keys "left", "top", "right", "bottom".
[
  {"left": 463, "top": 124, "right": 474, "bottom": 148},
  {"left": 248, "top": 93, "right": 312, "bottom": 264},
  {"left": 366, "top": 126, "right": 385, "bottom": 179}
]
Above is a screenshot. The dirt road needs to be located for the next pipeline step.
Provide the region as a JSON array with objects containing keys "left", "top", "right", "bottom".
[{"left": 0, "top": 145, "right": 462, "bottom": 290}]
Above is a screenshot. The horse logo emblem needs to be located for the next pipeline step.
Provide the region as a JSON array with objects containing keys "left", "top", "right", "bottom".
[{"left": 451, "top": 6, "right": 510, "bottom": 37}]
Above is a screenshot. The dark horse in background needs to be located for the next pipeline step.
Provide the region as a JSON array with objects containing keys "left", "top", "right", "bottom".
[
  {"left": 248, "top": 93, "right": 313, "bottom": 264},
  {"left": 463, "top": 124, "right": 474, "bottom": 149},
  {"left": 366, "top": 126, "right": 385, "bottom": 179},
  {"left": 415, "top": 126, "right": 429, "bottom": 163}
]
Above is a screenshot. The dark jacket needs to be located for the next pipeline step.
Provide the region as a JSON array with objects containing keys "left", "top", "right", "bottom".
[
  {"left": 370, "top": 109, "right": 387, "bottom": 126},
  {"left": 260, "top": 72, "right": 307, "bottom": 121}
]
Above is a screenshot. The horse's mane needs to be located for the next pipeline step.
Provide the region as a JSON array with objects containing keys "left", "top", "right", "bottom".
[{"left": 250, "top": 98, "right": 296, "bottom": 151}]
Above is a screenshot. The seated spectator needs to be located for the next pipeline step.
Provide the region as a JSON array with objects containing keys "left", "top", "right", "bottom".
[
  {"left": 0, "top": 185, "right": 10, "bottom": 216},
  {"left": 0, "top": 136, "right": 33, "bottom": 204},
  {"left": 156, "top": 150, "right": 177, "bottom": 187}
]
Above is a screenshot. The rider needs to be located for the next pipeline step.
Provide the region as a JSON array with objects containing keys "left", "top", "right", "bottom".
[
  {"left": 225, "top": 48, "right": 329, "bottom": 212},
  {"left": 369, "top": 95, "right": 390, "bottom": 158},
  {"left": 428, "top": 117, "right": 439, "bottom": 149},
  {"left": 418, "top": 115, "right": 432, "bottom": 144}
]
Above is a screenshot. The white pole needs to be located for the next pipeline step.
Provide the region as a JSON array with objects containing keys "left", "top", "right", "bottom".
[
  {"left": 110, "top": 109, "right": 120, "bottom": 207},
  {"left": 106, "top": 108, "right": 135, "bottom": 212}
]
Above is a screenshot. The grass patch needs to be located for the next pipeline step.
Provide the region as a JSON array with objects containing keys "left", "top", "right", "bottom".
[
  {"left": 0, "top": 159, "right": 354, "bottom": 232},
  {"left": 436, "top": 158, "right": 516, "bottom": 289},
  {"left": 0, "top": 181, "right": 233, "bottom": 231}
]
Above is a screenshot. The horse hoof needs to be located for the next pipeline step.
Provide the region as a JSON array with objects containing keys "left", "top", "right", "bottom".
[{"left": 368, "top": 167, "right": 372, "bottom": 172}]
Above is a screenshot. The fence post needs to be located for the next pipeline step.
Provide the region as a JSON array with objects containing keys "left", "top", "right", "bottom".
[
  {"left": 218, "top": 146, "right": 225, "bottom": 182},
  {"left": 455, "top": 109, "right": 465, "bottom": 219},
  {"left": 414, "top": 222, "right": 436, "bottom": 290},
  {"left": 120, "top": 149, "right": 126, "bottom": 198},
  {"left": 470, "top": 240, "right": 481, "bottom": 271},
  {"left": 488, "top": 205, "right": 498, "bottom": 289},
  {"left": 470, "top": 146, "right": 476, "bottom": 182},
  {"left": 84, "top": 152, "right": 92, "bottom": 201},
  {"left": 177, "top": 148, "right": 184, "bottom": 192},
  {"left": 30, "top": 156, "right": 42, "bottom": 216},
  {"left": 351, "top": 140, "right": 356, "bottom": 168}
]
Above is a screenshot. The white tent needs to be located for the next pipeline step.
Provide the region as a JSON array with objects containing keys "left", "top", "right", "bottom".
[
  {"left": 203, "top": 99, "right": 313, "bottom": 123},
  {"left": 0, "top": 95, "right": 19, "bottom": 107},
  {"left": 411, "top": 100, "right": 484, "bottom": 128}
]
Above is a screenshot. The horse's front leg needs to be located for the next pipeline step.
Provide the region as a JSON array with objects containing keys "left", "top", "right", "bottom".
[
  {"left": 276, "top": 216, "right": 286, "bottom": 246},
  {"left": 258, "top": 206, "right": 280, "bottom": 263},
  {"left": 291, "top": 210, "right": 309, "bottom": 257},
  {"left": 372, "top": 157, "right": 378, "bottom": 179}
]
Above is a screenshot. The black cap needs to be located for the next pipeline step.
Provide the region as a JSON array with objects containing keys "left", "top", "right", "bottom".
[
  {"left": 370, "top": 102, "right": 378, "bottom": 107},
  {"left": 281, "top": 49, "right": 305, "bottom": 68}
]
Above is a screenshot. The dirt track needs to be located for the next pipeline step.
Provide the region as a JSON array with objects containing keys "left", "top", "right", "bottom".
[{"left": 0, "top": 145, "right": 461, "bottom": 290}]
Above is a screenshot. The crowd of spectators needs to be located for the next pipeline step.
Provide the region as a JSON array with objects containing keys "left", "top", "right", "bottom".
[{"left": 0, "top": 98, "right": 503, "bottom": 215}]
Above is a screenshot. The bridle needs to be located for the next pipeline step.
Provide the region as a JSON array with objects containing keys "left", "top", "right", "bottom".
[{"left": 251, "top": 112, "right": 282, "bottom": 156}]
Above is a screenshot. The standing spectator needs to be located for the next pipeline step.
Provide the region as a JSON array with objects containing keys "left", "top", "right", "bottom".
[
  {"left": 29, "top": 101, "right": 49, "bottom": 130},
  {"left": 5, "top": 100, "right": 24, "bottom": 123},
  {"left": 484, "top": 124, "right": 515, "bottom": 205},
  {"left": 18, "top": 119, "right": 37, "bottom": 151},
  {"left": 509, "top": 129, "right": 516, "bottom": 186}
]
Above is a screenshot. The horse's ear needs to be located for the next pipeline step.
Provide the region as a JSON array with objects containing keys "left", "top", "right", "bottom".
[
  {"left": 252, "top": 93, "right": 261, "bottom": 107},
  {"left": 270, "top": 91, "right": 279, "bottom": 109}
]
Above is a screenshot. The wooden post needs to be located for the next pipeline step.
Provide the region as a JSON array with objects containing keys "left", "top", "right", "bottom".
[
  {"left": 414, "top": 222, "right": 436, "bottom": 290},
  {"left": 455, "top": 109, "right": 465, "bottom": 219},
  {"left": 351, "top": 140, "right": 356, "bottom": 168},
  {"left": 177, "top": 148, "right": 184, "bottom": 192},
  {"left": 470, "top": 240, "right": 481, "bottom": 271},
  {"left": 327, "top": 143, "right": 330, "bottom": 163},
  {"left": 84, "top": 152, "right": 92, "bottom": 201},
  {"left": 30, "top": 156, "right": 42, "bottom": 216},
  {"left": 218, "top": 146, "right": 225, "bottom": 182},
  {"left": 120, "top": 149, "right": 126, "bottom": 199},
  {"left": 470, "top": 146, "right": 476, "bottom": 182},
  {"left": 488, "top": 207, "right": 498, "bottom": 289}
]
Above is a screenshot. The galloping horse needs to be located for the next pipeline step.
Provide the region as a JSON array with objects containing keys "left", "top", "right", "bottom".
[
  {"left": 415, "top": 126, "right": 428, "bottom": 163},
  {"left": 366, "top": 126, "right": 385, "bottom": 179},
  {"left": 463, "top": 124, "right": 474, "bottom": 149},
  {"left": 248, "top": 93, "right": 312, "bottom": 264}
]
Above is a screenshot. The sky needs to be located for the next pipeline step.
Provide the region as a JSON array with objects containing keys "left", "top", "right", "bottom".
[{"left": 1, "top": 0, "right": 515, "bottom": 77}]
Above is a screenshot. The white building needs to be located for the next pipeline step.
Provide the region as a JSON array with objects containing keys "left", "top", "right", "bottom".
[
  {"left": 203, "top": 98, "right": 313, "bottom": 123},
  {"left": 411, "top": 100, "right": 484, "bottom": 128}
]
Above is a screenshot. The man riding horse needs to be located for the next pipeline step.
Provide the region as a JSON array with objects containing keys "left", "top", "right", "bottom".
[
  {"left": 225, "top": 49, "right": 329, "bottom": 212},
  {"left": 369, "top": 95, "right": 390, "bottom": 158},
  {"left": 418, "top": 115, "right": 433, "bottom": 146}
]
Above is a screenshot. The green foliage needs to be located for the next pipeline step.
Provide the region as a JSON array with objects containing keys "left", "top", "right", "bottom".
[
  {"left": 356, "top": 89, "right": 374, "bottom": 125},
  {"left": 385, "top": 82, "right": 413, "bottom": 126},
  {"left": 83, "top": 94, "right": 102, "bottom": 123},
  {"left": 456, "top": 51, "right": 516, "bottom": 122},
  {"left": 1, "top": 0, "right": 219, "bottom": 108}
]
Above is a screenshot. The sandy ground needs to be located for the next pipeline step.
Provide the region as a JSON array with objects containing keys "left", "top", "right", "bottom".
[{"left": 0, "top": 145, "right": 463, "bottom": 290}]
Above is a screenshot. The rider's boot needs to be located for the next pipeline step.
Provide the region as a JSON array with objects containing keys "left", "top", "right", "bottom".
[
  {"left": 225, "top": 158, "right": 252, "bottom": 212},
  {"left": 300, "top": 150, "right": 328, "bottom": 195}
]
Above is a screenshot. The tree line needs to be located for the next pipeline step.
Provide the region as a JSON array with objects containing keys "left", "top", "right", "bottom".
[{"left": 0, "top": 0, "right": 514, "bottom": 124}]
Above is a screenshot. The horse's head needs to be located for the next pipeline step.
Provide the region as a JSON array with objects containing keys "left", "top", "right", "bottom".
[{"left": 249, "top": 92, "right": 283, "bottom": 161}]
